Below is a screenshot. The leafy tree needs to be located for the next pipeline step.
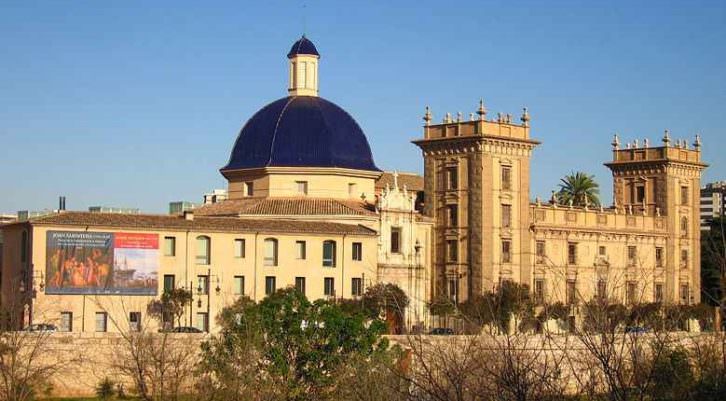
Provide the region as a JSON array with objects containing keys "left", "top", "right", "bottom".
[
  {"left": 200, "top": 288, "right": 394, "bottom": 401},
  {"left": 556, "top": 171, "right": 600, "bottom": 207},
  {"left": 96, "top": 377, "right": 115, "bottom": 401},
  {"left": 649, "top": 345, "right": 694, "bottom": 401},
  {"left": 459, "top": 281, "right": 534, "bottom": 332},
  {"left": 361, "top": 283, "right": 409, "bottom": 333},
  {"left": 147, "top": 288, "right": 192, "bottom": 328},
  {"left": 702, "top": 217, "right": 725, "bottom": 329}
]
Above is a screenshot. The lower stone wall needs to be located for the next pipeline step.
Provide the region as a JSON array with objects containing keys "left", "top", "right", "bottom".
[
  {"left": 12, "top": 332, "right": 206, "bottom": 398},
  {"left": 11, "top": 332, "right": 722, "bottom": 398}
]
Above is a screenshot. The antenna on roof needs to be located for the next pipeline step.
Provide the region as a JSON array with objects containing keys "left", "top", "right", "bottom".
[{"left": 302, "top": 2, "right": 307, "bottom": 36}]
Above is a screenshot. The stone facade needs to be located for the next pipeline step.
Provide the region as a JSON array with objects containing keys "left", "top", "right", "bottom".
[{"left": 415, "top": 104, "right": 706, "bottom": 307}]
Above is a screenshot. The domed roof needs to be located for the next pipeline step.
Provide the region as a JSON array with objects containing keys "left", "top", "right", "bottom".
[
  {"left": 222, "top": 96, "right": 380, "bottom": 172},
  {"left": 287, "top": 36, "right": 319, "bottom": 58}
]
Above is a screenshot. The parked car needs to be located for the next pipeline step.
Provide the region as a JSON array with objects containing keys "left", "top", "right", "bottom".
[
  {"left": 24, "top": 323, "right": 57, "bottom": 332},
  {"left": 429, "top": 327, "right": 454, "bottom": 335},
  {"left": 624, "top": 326, "right": 649, "bottom": 334},
  {"left": 160, "top": 326, "right": 203, "bottom": 333}
]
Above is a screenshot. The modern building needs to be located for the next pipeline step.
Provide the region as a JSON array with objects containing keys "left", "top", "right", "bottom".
[
  {"left": 700, "top": 181, "right": 726, "bottom": 230},
  {"left": 88, "top": 206, "right": 140, "bottom": 214},
  {"left": 169, "top": 201, "right": 199, "bottom": 215}
]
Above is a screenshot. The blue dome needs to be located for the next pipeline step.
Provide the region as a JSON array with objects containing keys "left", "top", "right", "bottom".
[
  {"left": 287, "top": 36, "right": 320, "bottom": 58},
  {"left": 222, "top": 96, "right": 380, "bottom": 172}
]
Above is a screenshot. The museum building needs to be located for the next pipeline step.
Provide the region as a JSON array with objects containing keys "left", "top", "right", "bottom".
[
  {"left": 0, "top": 35, "right": 707, "bottom": 333},
  {"left": 0, "top": 36, "right": 433, "bottom": 333}
]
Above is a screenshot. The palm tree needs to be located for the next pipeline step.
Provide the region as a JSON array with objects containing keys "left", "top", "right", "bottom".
[{"left": 557, "top": 171, "right": 600, "bottom": 206}]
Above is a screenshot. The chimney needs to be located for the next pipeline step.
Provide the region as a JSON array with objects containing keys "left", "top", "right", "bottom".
[
  {"left": 59, "top": 196, "right": 66, "bottom": 211},
  {"left": 183, "top": 210, "right": 194, "bottom": 221}
]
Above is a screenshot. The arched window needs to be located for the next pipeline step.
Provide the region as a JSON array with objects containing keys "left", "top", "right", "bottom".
[
  {"left": 322, "top": 240, "right": 336, "bottom": 267},
  {"left": 681, "top": 216, "right": 688, "bottom": 236},
  {"left": 264, "top": 238, "right": 278, "bottom": 266},
  {"left": 196, "top": 236, "right": 210, "bottom": 265}
]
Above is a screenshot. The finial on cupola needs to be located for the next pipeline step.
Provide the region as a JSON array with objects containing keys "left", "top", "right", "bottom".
[
  {"left": 423, "top": 106, "right": 432, "bottom": 126},
  {"left": 520, "top": 107, "right": 530, "bottom": 127},
  {"left": 662, "top": 129, "right": 671, "bottom": 146},
  {"left": 694, "top": 133, "right": 702, "bottom": 151},
  {"left": 477, "top": 99, "right": 487, "bottom": 120},
  {"left": 611, "top": 133, "right": 620, "bottom": 150}
]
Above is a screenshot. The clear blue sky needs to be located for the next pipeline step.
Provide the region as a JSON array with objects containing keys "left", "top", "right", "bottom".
[{"left": 1, "top": 0, "right": 724, "bottom": 213}]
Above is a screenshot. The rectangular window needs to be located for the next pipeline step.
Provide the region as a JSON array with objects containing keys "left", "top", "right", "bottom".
[
  {"left": 535, "top": 241, "right": 546, "bottom": 264},
  {"left": 635, "top": 184, "right": 645, "bottom": 204},
  {"left": 163, "top": 275, "right": 175, "bottom": 293},
  {"left": 390, "top": 227, "right": 401, "bottom": 254},
  {"left": 566, "top": 280, "right": 577, "bottom": 305},
  {"left": 296, "top": 181, "right": 308, "bottom": 195},
  {"left": 501, "top": 166, "right": 512, "bottom": 191},
  {"left": 448, "top": 205, "right": 458, "bottom": 227},
  {"left": 534, "top": 279, "right": 545, "bottom": 304},
  {"left": 568, "top": 243, "right": 577, "bottom": 265},
  {"left": 447, "top": 240, "right": 458, "bottom": 262},
  {"left": 627, "top": 246, "right": 637, "bottom": 267},
  {"left": 233, "top": 276, "right": 245, "bottom": 296},
  {"left": 60, "top": 312, "right": 72, "bottom": 332},
  {"left": 196, "top": 236, "right": 210, "bottom": 265},
  {"left": 324, "top": 277, "right": 335, "bottom": 297},
  {"left": 680, "top": 284, "right": 690, "bottom": 304},
  {"left": 196, "top": 312, "right": 209, "bottom": 332},
  {"left": 680, "top": 249, "right": 688, "bottom": 269},
  {"left": 264, "top": 239, "right": 278, "bottom": 266},
  {"left": 265, "top": 276, "right": 276, "bottom": 296},
  {"left": 296, "top": 241, "right": 306, "bottom": 260},
  {"left": 597, "top": 279, "right": 607, "bottom": 300},
  {"left": 351, "top": 277, "right": 363, "bottom": 297},
  {"left": 234, "top": 239, "right": 245, "bottom": 258},
  {"left": 502, "top": 240, "right": 511, "bottom": 263},
  {"left": 446, "top": 167, "right": 458, "bottom": 190},
  {"left": 95, "top": 312, "right": 107, "bottom": 332},
  {"left": 295, "top": 277, "right": 306, "bottom": 295},
  {"left": 129, "top": 312, "right": 141, "bottom": 332},
  {"left": 352, "top": 242, "right": 363, "bottom": 261},
  {"left": 655, "top": 247, "right": 664, "bottom": 267},
  {"left": 322, "top": 241, "right": 337, "bottom": 267},
  {"left": 245, "top": 182, "right": 254, "bottom": 197},
  {"left": 599, "top": 246, "right": 607, "bottom": 257},
  {"left": 448, "top": 278, "right": 457, "bottom": 302},
  {"left": 197, "top": 275, "right": 209, "bottom": 295},
  {"left": 681, "top": 186, "right": 689, "bottom": 205},
  {"left": 348, "top": 183, "right": 357, "bottom": 197},
  {"left": 164, "top": 236, "right": 176, "bottom": 256},
  {"left": 626, "top": 282, "right": 637, "bottom": 304},
  {"left": 502, "top": 204, "right": 512, "bottom": 228},
  {"left": 655, "top": 283, "right": 664, "bottom": 303}
]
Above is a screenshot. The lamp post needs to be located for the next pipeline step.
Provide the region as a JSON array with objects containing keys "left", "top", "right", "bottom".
[{"left": 196, "top": 268, "right": 221, "bottom": 332}]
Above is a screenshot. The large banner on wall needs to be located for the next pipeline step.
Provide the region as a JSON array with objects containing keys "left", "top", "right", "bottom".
[{"left": 45, "top": 231, "right": 159, "bottom": 295}]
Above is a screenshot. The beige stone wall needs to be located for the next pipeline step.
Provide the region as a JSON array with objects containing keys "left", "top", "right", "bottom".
[
  {"left": 225, "top": 166, "right": 378, "bottom": 200},
  {"left": 5, "top": 224, "right": 377, "bottom": 334}
]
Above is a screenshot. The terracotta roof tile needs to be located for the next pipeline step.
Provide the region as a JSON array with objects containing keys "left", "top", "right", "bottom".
[
  {"left": 23, "top": 212, "right": 376, "bottom": 236},
  {"left": 375, "top": 172, "right": 424, "bottom": 192},
  {"left": 194, "top": 197, "right": 377, "bottom": 217}
]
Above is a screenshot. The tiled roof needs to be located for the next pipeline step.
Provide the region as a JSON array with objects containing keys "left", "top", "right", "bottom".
[
  {"left": 194, "top": 197, "right": 377, "bottom": 217},
  {"left": 21, "top": 212, "right": 376, "bottom": 236},
  {"left": 375, "top": 172, "right": 424, "bottom": 192}
]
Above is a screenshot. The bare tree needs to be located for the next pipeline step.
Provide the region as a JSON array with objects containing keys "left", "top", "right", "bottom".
[{"left": 96, "top": 297, "right": 200, "bottom": 401}]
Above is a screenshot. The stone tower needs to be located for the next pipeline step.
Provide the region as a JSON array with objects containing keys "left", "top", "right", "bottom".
[
  {"left": 604, "top": 132, "right": 707, "bottom": 303},
  {"left": 413, "top": 104, "right": 539, "bottom": 302}
]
